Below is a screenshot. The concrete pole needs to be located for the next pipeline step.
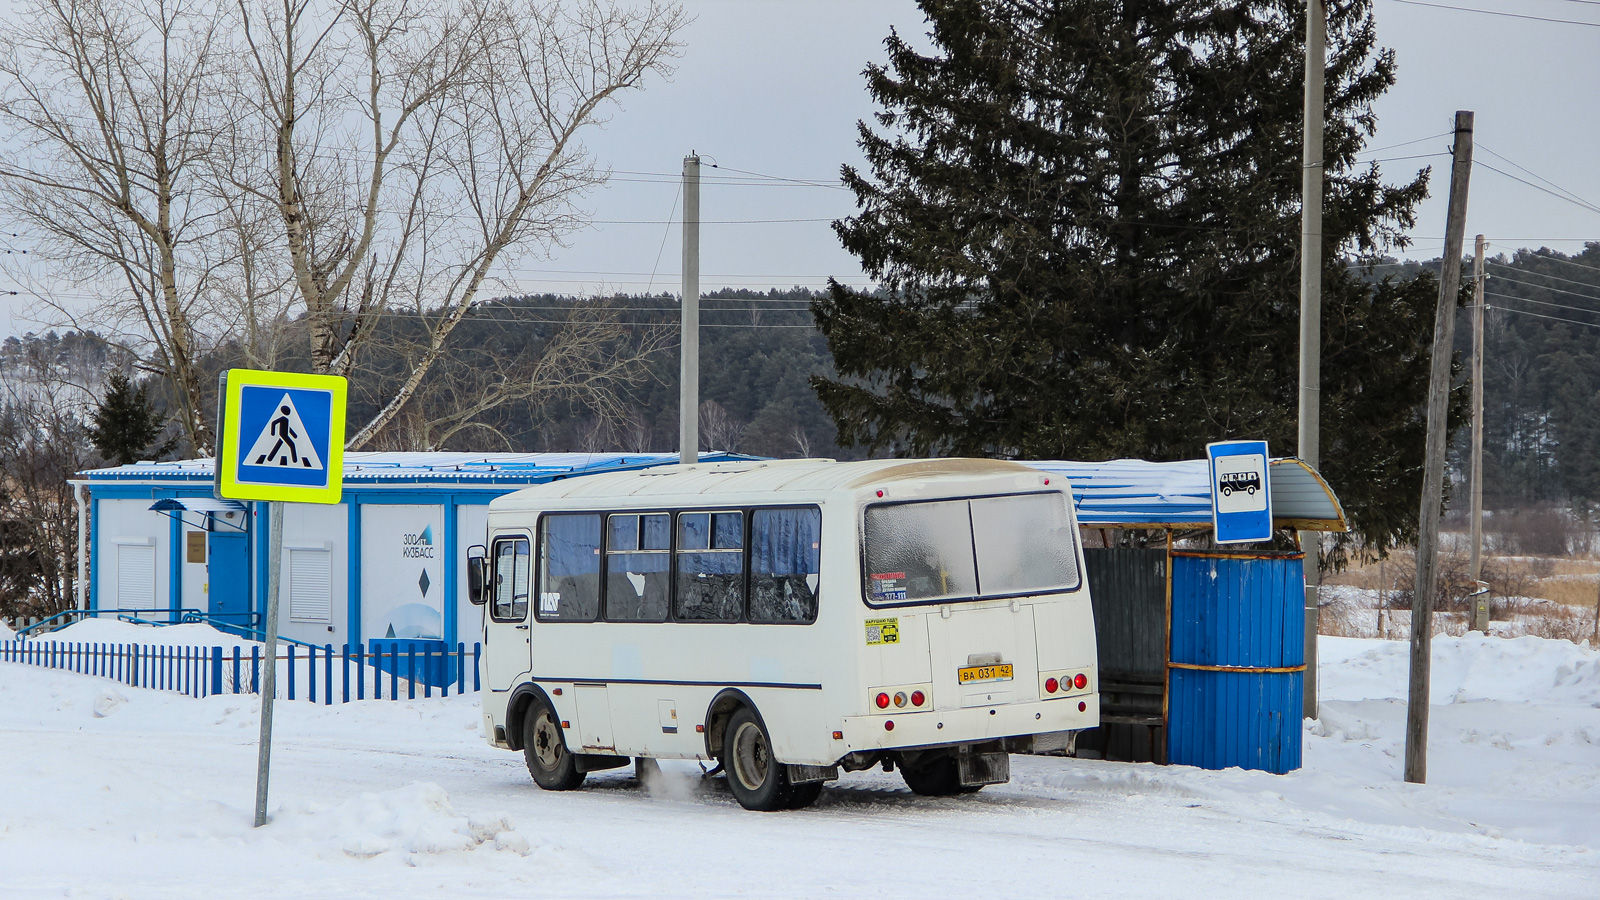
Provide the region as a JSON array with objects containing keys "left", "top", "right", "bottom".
[
  {"left": 680, "top": 153, "right": 701, "bottom": 466},
  {"left": 1406, "top": 111, "right": 1474, "bottom": 785},
  {"left": 254, "top": 499, "right": 284, "bottom": 826},
  {"left": 1298, "top": 0, "right": 1327, "bottom": 720},
  {"left": 1470, "top": 235, "right": 1489, "bottom": 632}
]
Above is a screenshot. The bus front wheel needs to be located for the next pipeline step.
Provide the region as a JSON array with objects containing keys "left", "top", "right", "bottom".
[
  {"left": 722, "top": 707, "right": 814, "bottom": 811},
  {"left": 524, "top": 695, "right": 585, "bottom": 791}
]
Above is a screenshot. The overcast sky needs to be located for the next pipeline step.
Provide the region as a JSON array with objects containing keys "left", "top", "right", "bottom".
[{"left": 5, "top": 0, "right": 1600, "bottom": 336}]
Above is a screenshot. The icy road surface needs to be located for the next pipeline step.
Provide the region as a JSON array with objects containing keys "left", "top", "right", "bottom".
[{"left": 1, "top": 633, "right": 1597, "bottom": 899}]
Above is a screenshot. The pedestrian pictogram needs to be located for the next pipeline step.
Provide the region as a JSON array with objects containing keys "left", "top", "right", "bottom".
[
  {"left": 243, "top": 395, "right": 325, "bottom": 470},
  {"left": 216, "top": 369, "right": 347, "bottom": 504},
  {"left": 1207, "top": 439, "right": 1272, "bottom": 544}
]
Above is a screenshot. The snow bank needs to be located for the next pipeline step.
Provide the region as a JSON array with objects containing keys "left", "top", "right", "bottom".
[
  {"left": 0, "top": 619, "right": 15, "bottom": 640},
  {"left": 1319, "top": 632, "right": 1600, "bottom": 705},
  {"left": 38, "top": 617, "right": 260, "bottom": 648},
  {"left": 270, "top": 782, "right": 531, "bottom": 861}
]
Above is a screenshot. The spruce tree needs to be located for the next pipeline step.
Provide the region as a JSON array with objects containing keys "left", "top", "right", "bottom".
[
  {"left": 88, "top": 373, "right": 173, "bottom": 465},
  {"left": 814, "top": 0, "right": 1456, "bottom": 556}
]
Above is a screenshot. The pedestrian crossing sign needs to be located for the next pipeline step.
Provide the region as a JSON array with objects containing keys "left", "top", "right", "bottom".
[{"left": 216, "top": 369, "right": 347, "bottom": 504}]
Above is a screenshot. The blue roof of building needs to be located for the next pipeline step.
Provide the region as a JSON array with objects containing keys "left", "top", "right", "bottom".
[{"left": 78, "top": 452, "right": 749, "bottom": 487}]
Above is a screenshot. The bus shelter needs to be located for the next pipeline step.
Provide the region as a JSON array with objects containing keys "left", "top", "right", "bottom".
[{"left": 1027, "top": 458, "right": 1348, "bottom": 774}]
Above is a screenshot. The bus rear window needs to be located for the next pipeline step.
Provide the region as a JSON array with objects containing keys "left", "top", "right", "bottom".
[{"left": 863, "top": 493, "right": 1078, "bottom": 606}]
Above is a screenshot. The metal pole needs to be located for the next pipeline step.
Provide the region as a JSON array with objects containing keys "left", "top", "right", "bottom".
[
  {"left": 1405, "top": 111, "right": 1474, "bottom": 785},
  {"left": 254, "top": 499, "right": 284, "bottom": 826},
  {"left": 1470, "top": 235, "right": 1489, "bottom": 632},
  {"left": 1298, "top": 0, "right": 1327, "bottom": 720},
  {"left": 680, "top": 153, "right": 700, "bottom": 466}
]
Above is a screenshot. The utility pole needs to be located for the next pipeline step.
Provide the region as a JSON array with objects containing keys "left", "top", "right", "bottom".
[
  {"left": 1298, "top": 0, "right": 1327, "bottom": 720},
  {"left": 1470, "top": 235, "right": 1489, "bottom": 632},
  {"left": 1406, "top": 111, "right": 1474, "bottom": 785},
  {"left": 680, "top": 153, "right": 700, "bottom": 465}
]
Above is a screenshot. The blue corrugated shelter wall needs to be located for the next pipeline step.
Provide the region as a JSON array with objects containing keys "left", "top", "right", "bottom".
[{"left": 1166, "top": 552, "right": 1305, "bottom": 774}]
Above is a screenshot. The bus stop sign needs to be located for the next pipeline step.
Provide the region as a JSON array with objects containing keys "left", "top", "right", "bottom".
[
  {"left": 1207, "top": 440, "right": 1271, "bottom": 544},
  {"left": 217, "top": 369, "right": 347, "bottom": 504}
]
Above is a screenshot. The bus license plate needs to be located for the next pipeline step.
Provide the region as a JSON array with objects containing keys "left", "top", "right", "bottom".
[{"left": 958, "top": 663, "right": 1013, "bottom": 685}]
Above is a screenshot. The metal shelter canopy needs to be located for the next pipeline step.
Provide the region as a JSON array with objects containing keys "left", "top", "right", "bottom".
[
  {"left": 1025, "top": 457, "right": 1347, "bottom": 532},
  {"left": 147, "top": 496, "right": 249, "bottom": 532}
]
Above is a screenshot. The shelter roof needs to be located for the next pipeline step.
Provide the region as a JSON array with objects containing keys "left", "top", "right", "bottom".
[{"left": 1026, "top": 457, "right": 1346, "bottom": 531}]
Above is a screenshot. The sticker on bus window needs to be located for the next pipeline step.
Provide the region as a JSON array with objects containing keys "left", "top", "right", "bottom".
[
  {"left": 540, "top": 592, "right": 561, "bottom": 615},
  {"left": 865, "top": 617, "right": 899, "bottom": 645},
  {"left": 870, "top": 573, "right": 906, "bottom": 603}
]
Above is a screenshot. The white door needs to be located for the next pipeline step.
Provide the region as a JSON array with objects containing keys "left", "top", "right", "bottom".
[
  {"left": 484, "top": 536, "right": 531, "bottom": 691},
  {"left": 116, "top": 543, "right": 157, "bottom": 610}
]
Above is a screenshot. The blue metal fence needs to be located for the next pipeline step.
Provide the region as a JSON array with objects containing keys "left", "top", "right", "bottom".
[{"left": 0, "top": 639, "right": 482, "bottom": 703}]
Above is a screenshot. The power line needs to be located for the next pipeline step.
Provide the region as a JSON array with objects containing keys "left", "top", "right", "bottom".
[
  {"left": 1485, "top": 289, "right": 1600, "bottom": 317},
  {"left": 1385, "top": 0, "right": 1600, "bottom": 28},
  {"left": 1486, "top": 262, "right": 1600, "bottom": 293},
  {"left": 1478, "top": 144, "right": 1600, "bottom": 213},
  {"left": 1355, "top": 132, "right": 1453, "bottom": 157},
  {"left": 1475, "top": 161, "right": 1600, "bottom": 217},
  {"left": 1485, "top": 297, "right": 1600, "bottom": 330}
]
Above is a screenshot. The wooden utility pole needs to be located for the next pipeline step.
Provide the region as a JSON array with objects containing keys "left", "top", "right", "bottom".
[
  {"left": 1405, "top": 111, "right": 1474, "bottom": 785},
  {"left": 1470, "top": 235, "right": 1490, "bottom": 632},
  {"left": 1298, "top": 0, "right": 1327, "bottom": 720},
  {"left": 680, "top": 153, "right": 700, "bottom": 465}
]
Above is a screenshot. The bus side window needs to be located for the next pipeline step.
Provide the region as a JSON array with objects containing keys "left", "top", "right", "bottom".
[
  {"left": 605, "top": 513, "right": 670, "bottom": 622},
  {"left": 492, "top": 538, "right": 529, "bottom": 620},
  {"left": 675, "top": 511, "right": 744, "bottom": 621},
  {"left": 537, "top": 514, "right": 602, "bottom": 621},
  {"left": 749, "top": 508, "right": 820, "bottom": 624}
]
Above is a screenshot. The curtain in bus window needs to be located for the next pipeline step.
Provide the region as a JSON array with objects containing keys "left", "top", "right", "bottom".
[
  {"left": 863, "top": 500, "right": 977, "bottom": 604},
  {"left": 606, "top": 513, "right": 670, "bottom": 621},
  {"left": 970, "top": 494, "right": 1079, "bottom": 595},
  {"left": 750, "top": 508, "right": 821, "bottom": 622},
  {"left": 677, "top": 512, "right": 744, "bottom": 621},
  {"left": 538, "top": 515, "right": 601, "bottom": 621},
  {"left": 494, "top": 539, "right": 530, "bottom": 619}
]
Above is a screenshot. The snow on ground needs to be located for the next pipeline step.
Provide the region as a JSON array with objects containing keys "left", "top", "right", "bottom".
[
  {"left": 40, "top": 617, "right": 262, "bottom": 648},
  {"left": 1, "top": 635, "right": 1597, "bottom": 899}
]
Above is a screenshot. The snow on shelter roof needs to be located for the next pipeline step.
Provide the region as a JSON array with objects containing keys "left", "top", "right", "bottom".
[
  {"left": 77, "top": 452, "right": 1346, "bottom": 531},
  {"left": 1026, "top": 457, "right": 1347, "bottom": 531}
]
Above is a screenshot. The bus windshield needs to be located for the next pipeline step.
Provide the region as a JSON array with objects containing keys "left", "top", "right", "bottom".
[{"left": 863, "top": 492, "right": 1079, "bottom": 605}]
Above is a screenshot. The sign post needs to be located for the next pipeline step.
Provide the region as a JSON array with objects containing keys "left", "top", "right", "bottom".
[
  {"left": 1207, "top": 440, "right": 1272, "bottom": 545},
  {"left": 215, "top": 369, "right": 347, "bottom": 828}
]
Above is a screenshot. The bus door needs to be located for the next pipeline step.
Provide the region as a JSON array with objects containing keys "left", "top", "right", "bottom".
[{"left": 485, "top": 536, "right": 532, "bottom": 692}]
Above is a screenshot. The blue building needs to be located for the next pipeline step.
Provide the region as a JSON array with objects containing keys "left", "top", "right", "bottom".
[{"left": 70, "top": 453, "right": 739, "bottom": 651}]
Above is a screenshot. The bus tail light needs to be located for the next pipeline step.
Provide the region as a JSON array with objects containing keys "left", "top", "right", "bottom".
[
  {"left": 875, "top": 692, "right": 891, "bottom": 709},
  {"left": 910, "top": 690, "right": 926, "bottom": 707},
  {"left": 893, "top": 692, "right": 908, "bottom": 708},
  {"left": 1045, "top": 677, "right": 1059, "bottom": 694},
  {"left": 1074, "top": 673, "right": 1088, "bottom": 690},
  {"left": 885, "top": 720, "right": 894, "bottom": 731}
]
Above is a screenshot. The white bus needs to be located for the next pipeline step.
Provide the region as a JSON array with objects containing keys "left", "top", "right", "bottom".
[{"left": 467, "top": 458, "right": 1098, "bottom": 811}]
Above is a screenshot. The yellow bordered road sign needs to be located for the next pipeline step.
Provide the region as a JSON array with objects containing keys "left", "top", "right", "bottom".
[{"left": 217, "top": 369, "right": 347, "bottom": 504}]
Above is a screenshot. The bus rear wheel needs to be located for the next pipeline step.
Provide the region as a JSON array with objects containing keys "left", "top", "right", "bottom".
[
  {"left": 524, "top": 695, "right": 585, "bottom": 791},
  {"left": 722, "top": 707, "right": 815, "bottom": 811}
]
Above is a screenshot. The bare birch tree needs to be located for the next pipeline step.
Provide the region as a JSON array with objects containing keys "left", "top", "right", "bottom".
[
  {"left": 227, "top": 0, "right": 685, "bottom": 448},
  {"left": 0, "top": 0, "right": 229, "bottom": 453}
]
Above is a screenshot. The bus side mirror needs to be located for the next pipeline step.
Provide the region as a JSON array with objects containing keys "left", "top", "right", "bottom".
[{"left": 467, "top": 545, "right": 487, "bottom": 605}]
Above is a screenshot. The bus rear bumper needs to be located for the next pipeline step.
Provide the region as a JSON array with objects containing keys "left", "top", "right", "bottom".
[{"left": 837, "top": 692, "right": 1100, "bottom": 755}]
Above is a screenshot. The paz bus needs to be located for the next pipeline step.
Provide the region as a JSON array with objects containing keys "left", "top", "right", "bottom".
[{"left": 466, "top": 458, "right": 1099, "bottom": 811}]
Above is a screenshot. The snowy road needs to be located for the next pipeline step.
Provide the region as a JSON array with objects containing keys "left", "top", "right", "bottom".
[{"left": 2, "top": 633, "right": 1597, "bottom": 899}]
